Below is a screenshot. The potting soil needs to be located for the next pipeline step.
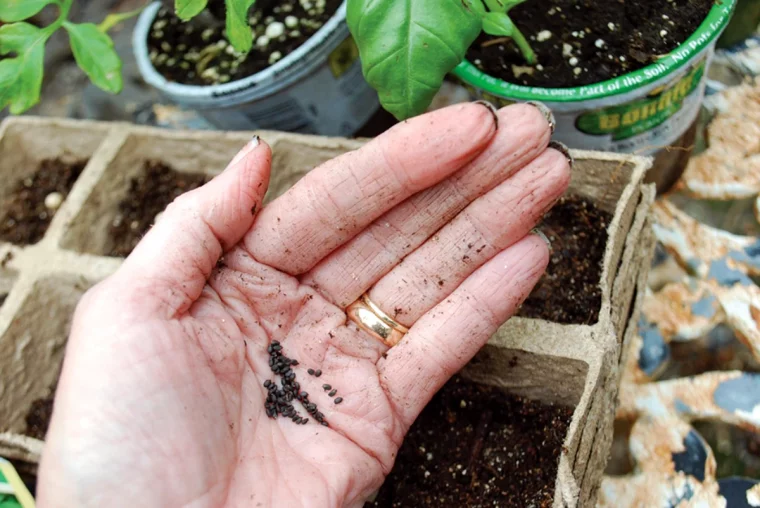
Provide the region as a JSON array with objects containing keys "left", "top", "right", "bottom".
[
  {"left": 518, "top": 195, "right": 612, "bottom": 325},
  {"left": 0, "top": 158, "right": 87, "bottom": 246},
  {"left": 107, "top": 160, "right": 208, "bottom": 258},
  {"left": 366, "top": 376, "right": 573, "bottom": 508},
  {"left": 467, "top": 0, "right": 714, "bottom": 87}
]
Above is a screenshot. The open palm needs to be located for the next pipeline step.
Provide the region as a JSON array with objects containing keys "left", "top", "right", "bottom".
[{"left": 38, "top": 103, "right": 568, "bottom": 507}]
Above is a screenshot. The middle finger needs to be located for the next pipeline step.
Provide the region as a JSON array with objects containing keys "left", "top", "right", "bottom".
[{"left": 302, "top": 103, "right": 554, "bottom": 308}]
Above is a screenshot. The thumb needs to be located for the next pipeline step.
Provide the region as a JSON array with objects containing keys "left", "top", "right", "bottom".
[{"left": 115, "top": 136, "right": 271, "bottom": 316}]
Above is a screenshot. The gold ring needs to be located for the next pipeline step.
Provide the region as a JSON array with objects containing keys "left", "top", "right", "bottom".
[{"left": 346, "top": 293, "right": 409, "bottom": 347}]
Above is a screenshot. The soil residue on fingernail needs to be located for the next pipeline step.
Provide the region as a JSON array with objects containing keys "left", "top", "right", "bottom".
[{"left": 473, "top": 100, "right": 500, "bottom": 130}]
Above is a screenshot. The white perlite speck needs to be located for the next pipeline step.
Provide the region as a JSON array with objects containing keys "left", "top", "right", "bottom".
[
  {"left": 563, "top": 43, "right": 573, "bottom": 57},
  {"left": 256, "top": 35, "right": 270, "bottom": 48},
  {"left": 268, "top": 51, "right": 283, "bottom": 65},
  {"left": 44, "top": 192, "right": 63, "bottom": 210},
  {"left": 595, "top": 38, "right": 605, "bottom": 48},
  {"left": 569, "top": 57, "right": 579, "bottom": 66},
  {"left": 265, "top": 22, "right": 285, "bottom": 39},
  {"left": 660, "top": 29, "right": 668, "bottom": 37},
  {"left": 284, "top": 15, "right": 299, "bottom": 28},
  {"left": 537, "top": 30, "right": 552, "bottom": 42},
  {"left": 608, "top": 22, "right": 615, "bottom": 30}
]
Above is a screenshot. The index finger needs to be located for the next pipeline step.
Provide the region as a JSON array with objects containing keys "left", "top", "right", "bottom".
[{"left": 245, "top": 102, "right": 499, "bottom": 275}]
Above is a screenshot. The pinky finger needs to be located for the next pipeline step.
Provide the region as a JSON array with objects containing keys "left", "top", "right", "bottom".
[{"left": 377, "top": 234, "right": 549, "bottom": 428}]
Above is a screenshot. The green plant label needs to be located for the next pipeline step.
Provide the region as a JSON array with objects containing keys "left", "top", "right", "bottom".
[{"left": 575, "top": 59, "right": 706, "bottom": 141}]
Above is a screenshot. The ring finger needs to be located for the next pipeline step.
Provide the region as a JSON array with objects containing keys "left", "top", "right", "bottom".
[{"left": 366, "top": 146, "right": 570, "bottom": 328}]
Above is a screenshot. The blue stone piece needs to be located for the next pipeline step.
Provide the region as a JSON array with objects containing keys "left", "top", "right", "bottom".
[
  {"left": 713, "top": 374, "right": 760, "bottom": 413},
  {"left": 638, "top": 321, "right": 670, "bottom": 376},
  {"left": 690, "top": 295, "right": 717, "bottom": 318},
  {"left": 671, "top": 430, "right": 708, "bottom": 481},
  {"left": 706, "top": 258, "right": 753, "bottom": 287},
  {"left": 718, "top": 477, "right": 760, "bottom": 507}
]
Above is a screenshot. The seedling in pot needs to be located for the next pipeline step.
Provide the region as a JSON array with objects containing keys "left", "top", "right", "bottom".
[
  {"left": 345, "top": 0, "right": 536, "bottom": 120},
  {"left": 0, "top": 0, "right": 145, "bottom": 114}
]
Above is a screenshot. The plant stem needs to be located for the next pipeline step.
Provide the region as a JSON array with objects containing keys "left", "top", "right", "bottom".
[
  {"left": 46, "top": 0, "right": 73, "bottom": 35},
  {"left": 510, "top": 25, "right": 536, "bottom": 64},
  {"left": 97, "top": 4, "right": 149, "bottom": 33}
]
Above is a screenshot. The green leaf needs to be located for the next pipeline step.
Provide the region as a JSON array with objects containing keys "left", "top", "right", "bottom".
[
  {"left": 483, "top": 0, "right": 508, "bottom": 13},
  {"left": 225, "top": 0, "right": 256, "bottom": 53},
  {"left": 0, "top": 22, "right": 48, "bottom": 114},
  {"left": 175, "top": 0, "right": 208, "bottom": 20},
  {"left": 63, "top": 22, "right": 123, "bottom": 93},
  {"left": 482, "top": 12, "right": 515, "bottom": 37},
  {"left": 0, "top": 0, "right": 56, "bottom": 23},
  {"left": 347, "top": 0, "right": 482, "bottom": 120}
]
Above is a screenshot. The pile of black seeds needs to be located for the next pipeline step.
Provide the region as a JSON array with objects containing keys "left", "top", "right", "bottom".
[{"left": 264, "top": 340, "right": 328, "bottom": 426}]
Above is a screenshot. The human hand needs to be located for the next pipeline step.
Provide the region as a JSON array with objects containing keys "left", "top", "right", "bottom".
[{"left": 37, "top": 102, "right": 569, "bottom": 507}]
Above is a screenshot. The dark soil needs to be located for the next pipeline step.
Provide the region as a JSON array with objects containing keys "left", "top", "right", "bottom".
[
  {"left": 518, "top": 195, "right": 612, "bottom": 324},
  {"left": 0, "top": 294, "right": 6, "bottom": 307},
  {"left": 0, "top": 158, "right": 87, "bottom": 246},
  {"left": 25, "top": 392, "right": 55, "bottom": 440},
  {"left": 466, "top": 0, "right": 715, "bottom": 87},
  {"left": 366, "top": 376, "right": 573, "bottom": 508},
  {"left": 108, "top": 161, "right": 208, "bottom": 258},
  {"left": 148, "top": 0, "right": 342, "bottom": 85}
]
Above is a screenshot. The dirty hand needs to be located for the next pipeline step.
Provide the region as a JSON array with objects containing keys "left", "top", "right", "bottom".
[{"left": 38, "top": 102, "right": 569, "bottom": 507}]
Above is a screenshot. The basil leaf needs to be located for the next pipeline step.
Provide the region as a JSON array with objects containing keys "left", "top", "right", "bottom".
[
  {"left": 347, "top": 0, "right": 482, "bottom": 120},
  {"left": 225, "top": 0, "right": 256, "bottom": 53},
  {"left": 0, "top": 0, "right": 55, "bottom": 23},
  {"left": 0, "top": 22, "right": 48, "bottom": 113},
  {"left": 64, "top": 22, "right": 123, "bottom": 93},
  {"left": 482, "top": 12, "right": 515, "bottom": 37},
  {"left": 175, "top": 0, "right": 208, "bottom": 21}
]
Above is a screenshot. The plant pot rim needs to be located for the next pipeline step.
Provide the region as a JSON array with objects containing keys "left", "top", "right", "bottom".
[
  {"left": 132, "top": 0, "right": 348, "bottom": 103},
  {"left": 452, "top": 0, "right": 736, "bottom": 103}
]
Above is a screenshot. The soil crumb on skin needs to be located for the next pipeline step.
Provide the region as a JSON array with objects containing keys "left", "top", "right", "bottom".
[
  {"left": 107, "top": 161, "right": 208, "bottom": 258},
  {"left": 366, "top": 376, "right": 573, "bottom": 508},
  {"left": 25, "top": 392, "right": 55, "bottom": 440},
  {"left": 518, "top": 195, "right": 612, "bottom": 325},
  {"left": 0, "top": 294, "right": 7, "bottom": 307},
  {"left": 0, "top": 158, "right": 87, "bottom": 246},
  {"left": 148, "top": 0, "right": 343, "bottom": 85},
  {"left": 467, "top": 0, "right": 714, "bottom": 88}
]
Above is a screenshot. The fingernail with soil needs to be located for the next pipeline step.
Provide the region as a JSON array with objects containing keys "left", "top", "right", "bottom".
[
  {"left": 531, "top": 228, "right": 552, "bottom": 251},
  {"left": 526, "top": 101, "right": 556, "bottom": 133},
  {"left": 229, "top": 135, "right": 261, "bottom": 168},
  {"left": 473, "top": 100, "right": 499, "bottom": 130},
  {"left": 548, "top": 140, "right": 574, "bottom": 169}
]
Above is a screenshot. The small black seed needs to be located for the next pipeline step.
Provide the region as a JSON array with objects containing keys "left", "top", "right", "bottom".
[
  {"left": 301, "top": 418, "right": 309, "bottom": 425},
  {"left": 272, "top": 340, "right": 280, "bottom": 346},
  {"left": 269, "top": 357, "right": 275, "bottom": 366},
  {"left": 321, "top": 421, "right": 329, "bottom": 426},
  {"left": 314, "top": 370, "right": 322, "bottom": 377},
  {"left": 307, "top": 369, "right": 315, "bottom": 375},
  {"left": 267, "top": 344, "right": 274, "bottom": 353},
  {"left": 328, "top": 389, "right": 337, "bottom": 397},
  {"left": 272, "top": 344, "right": 282, "bottom": 351},
  {"left": 264, "top": 380, "right": 272, "bottom": 388},
  {"left": 322, "top": 384, "right": 331, "bottom": 390},
  {"left": 293, "top": 382, "right": 300, "bottom": 391},
  {"left": 334, "top": 397, "right": 343, "bottom": 404},
  {"left": 300, "top": 391, "right": 308, "bottom": 399},
  {"left": 315, "top": 412, "right": 324, "bottom": 419},
  {"left": 291, "top": 360, "right": 299, "bottom": 366},
  {"left": 307, "top": 403, "right": 316, "bottom": 411}
]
